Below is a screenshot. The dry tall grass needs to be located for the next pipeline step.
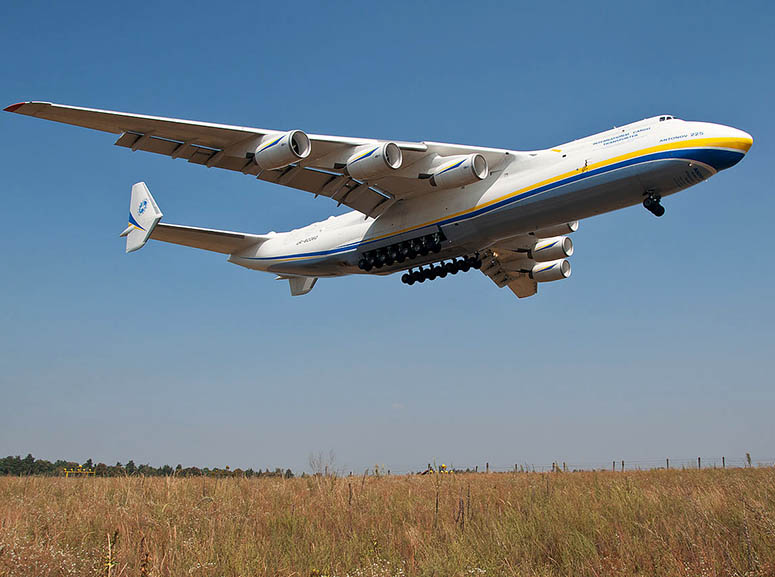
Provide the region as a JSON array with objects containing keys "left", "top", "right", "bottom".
[{"left": 0, "top": 468, "right": 773, "bottom": 576}]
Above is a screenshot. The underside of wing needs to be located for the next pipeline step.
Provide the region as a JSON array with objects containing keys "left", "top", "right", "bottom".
[
  {"left": 6, "top": 101, "right": 521, "bottom": 218},
  {"left": 479, "top": 222, "right": 579, "bottom": 299}
]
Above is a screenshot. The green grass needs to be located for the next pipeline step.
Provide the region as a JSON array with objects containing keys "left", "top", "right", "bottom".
[{"left": 1, "top": 468, "right": 773, "bottom": 576}]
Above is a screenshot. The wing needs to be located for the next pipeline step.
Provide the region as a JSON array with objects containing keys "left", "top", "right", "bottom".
[
  {"left": 479, "top": 222, "right": 579, "bottom": 299},
  {"left": 5, "top": 101, "right": 515, "bottom": 217}
]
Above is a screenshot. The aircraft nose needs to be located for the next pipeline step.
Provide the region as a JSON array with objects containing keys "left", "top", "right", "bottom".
[{"left": 725, "top": 126, "right": 753, "bottom": 153}]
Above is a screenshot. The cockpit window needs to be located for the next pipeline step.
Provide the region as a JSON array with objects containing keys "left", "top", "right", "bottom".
[{"left": 659, "top": 116, "right": 674, "bottom": 122}]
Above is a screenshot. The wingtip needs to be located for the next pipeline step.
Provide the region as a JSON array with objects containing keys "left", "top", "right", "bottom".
[{"left": 4, "top": 102, "right": 27, "bottom": 113}]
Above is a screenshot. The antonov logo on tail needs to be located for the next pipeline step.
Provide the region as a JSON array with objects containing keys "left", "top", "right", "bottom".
[{"left": 4, "top": 102, "right": 753, "bottom": 299}]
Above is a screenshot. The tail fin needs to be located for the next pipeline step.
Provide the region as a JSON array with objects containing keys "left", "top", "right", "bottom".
[{"left": 120, "top": 182, "right": 163, "bottom": 253}]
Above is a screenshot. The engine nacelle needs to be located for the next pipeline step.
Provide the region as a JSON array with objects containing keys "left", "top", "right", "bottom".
[
  {"left": 530, "top": 259, "right": 571, "bottom": 282},
  {"left": 430, "top": 153, "right": 488, "bottom": 189},
  {"left": 534, "top": 221, "right": 579, "bottom": 237},
  {"left": 528, "top": 236, "right": 574, "bottom": 262},
  {"left": 253, "top": 130, "right": 311, "bottom": 170},
  {"left": 345, "top": 142, "right": 402, "bottom": 180}
]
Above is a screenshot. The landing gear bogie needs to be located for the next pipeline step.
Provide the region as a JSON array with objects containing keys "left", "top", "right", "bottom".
[
  {"left": 357, "top": 231, "right": 447, "bottom": 271},
  {"left": 400, "top": 254, "right": 482, "bottom": 286}
]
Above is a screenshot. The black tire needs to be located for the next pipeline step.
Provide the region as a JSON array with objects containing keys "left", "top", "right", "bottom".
[{"left": 653, "top": 204, "right": 665, "bottom": 217}]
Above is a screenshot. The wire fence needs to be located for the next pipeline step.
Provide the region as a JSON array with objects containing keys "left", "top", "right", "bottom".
[{"left": 357, "top": 455, "right": 775, "bottom": 476}]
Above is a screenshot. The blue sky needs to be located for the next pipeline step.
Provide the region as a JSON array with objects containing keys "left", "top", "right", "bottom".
[{"left": 1, "top": 1, "right": 773, "bottom": 474}]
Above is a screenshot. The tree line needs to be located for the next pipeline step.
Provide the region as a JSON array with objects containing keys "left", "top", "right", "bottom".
[{"left": 0, "top": 454, "right": 294, "bottom": 478}]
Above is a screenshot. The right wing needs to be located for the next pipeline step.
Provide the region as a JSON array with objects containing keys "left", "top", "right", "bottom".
[
  {"left": 6, "top": 101, "right": 517, "bottom": 218},
  {"left": 479, "top": 222, "right": 579, "bottom": 299}
]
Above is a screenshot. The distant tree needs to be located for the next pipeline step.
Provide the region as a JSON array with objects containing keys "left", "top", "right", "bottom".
[{"left": 125, "top": 460, "right": 137, "bottom": 475}]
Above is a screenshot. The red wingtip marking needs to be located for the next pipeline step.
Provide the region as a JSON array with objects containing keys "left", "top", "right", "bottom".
[{"left": 4, "top": 102, "right": 26, "bottom": 113}]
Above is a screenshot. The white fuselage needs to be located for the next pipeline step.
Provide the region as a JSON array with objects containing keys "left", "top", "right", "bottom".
[{"left": 229, "top": 116, "right": 752, "bottom": 277}]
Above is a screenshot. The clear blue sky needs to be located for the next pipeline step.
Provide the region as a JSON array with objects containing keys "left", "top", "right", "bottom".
[{"left": 1, "top": 1, "right": 773, "bottom": 474}]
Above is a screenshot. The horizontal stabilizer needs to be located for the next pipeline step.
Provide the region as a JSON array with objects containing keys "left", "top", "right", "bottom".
[
  {"left": 150, "top": 223, "right": 270, "bottom": 254},
  {"left": 122, "top": 181, "right": 270, "bottom": 254}
]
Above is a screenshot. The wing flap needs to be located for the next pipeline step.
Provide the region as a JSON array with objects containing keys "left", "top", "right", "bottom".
[
  {"left": 150, "top": 223, "right": 269, "bottom": 254},
  {"left": 479, "top": 248, "right": 538, "bottom": 299}
]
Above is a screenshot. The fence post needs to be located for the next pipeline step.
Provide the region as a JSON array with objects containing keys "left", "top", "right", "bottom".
[
  {"left": 486, "top": 462, "right": 489, "bottom": 474},
  {"left": 621, "top": 460, "right": 625, "bottom": 472},
  {"left": 666, "top": 458, "right": 669, "bottom": 470},
  {"left": 698, "top": 456, "right": 701, "bottom": 470},
  {"left": 612, "top": 460, "right": 615, "bottom": 472},
  {"left": 722, "top": 456, "right": 725, "bottom": 469}
]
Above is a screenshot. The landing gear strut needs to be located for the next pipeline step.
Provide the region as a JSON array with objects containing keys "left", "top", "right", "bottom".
[{"left": 643, "top": 193, "right": 665, "bottom": 217}]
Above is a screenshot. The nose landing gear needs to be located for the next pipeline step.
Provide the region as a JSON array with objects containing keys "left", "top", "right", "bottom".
[{"left": 643, "top": 193, "right": 665, "bottom": 217}]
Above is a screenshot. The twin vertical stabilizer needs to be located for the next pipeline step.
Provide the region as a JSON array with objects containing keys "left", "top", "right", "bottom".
[{"left": 120, "top": 182, "right": 163, "bottom": 253}]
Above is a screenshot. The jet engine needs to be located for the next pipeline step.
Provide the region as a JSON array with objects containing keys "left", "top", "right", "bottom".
[
  {"left": 528, "top": 236, "right": 574, "bottom": 262},
  {"left": 344, "top": 142, "right": 403, "bottom": 180},
  {"left": 253, "top": 130, "right": 311, "bottom": 170},
  {"left": 430, "top": 154, "right": 488, "bottom": 188},
  {"left": 530, "top": 259, "right": 571, "bottom": 282}
]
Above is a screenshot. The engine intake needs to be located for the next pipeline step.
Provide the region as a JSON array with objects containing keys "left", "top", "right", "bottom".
[
  {"left": 529, "top": 259, "right": 571, "bottom": 282},
  {"left": 253, "top": 130, "right": 311, "bottom": 170},
  {"left": 430, "top": 154, "right": 488, "bottom": 189},
  {"left": 528, "top": 236, "right": 574, "bottom": 262},
  {"left": 345, "top": 142, "right": 402, "bottom": 180}
]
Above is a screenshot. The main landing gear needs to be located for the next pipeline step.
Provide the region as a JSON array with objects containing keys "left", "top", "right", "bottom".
[
  {"left": 401, "top": 255, "right": 482, "bottom": 285},
  {"left": 357, "top": 232, "right": 444, "bottom": 272},
  {"left": 643, "top": 193, "right": 665, "bottom": 217}
]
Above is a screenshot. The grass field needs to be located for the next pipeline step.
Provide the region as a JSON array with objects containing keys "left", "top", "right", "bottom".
[{"left": 0, "top": 468, "right": 773, "bottom": 576}]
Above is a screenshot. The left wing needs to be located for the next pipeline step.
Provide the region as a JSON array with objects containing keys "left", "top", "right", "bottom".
[{"left": 5, "top": 101, "right": 516, "bottom": 217}]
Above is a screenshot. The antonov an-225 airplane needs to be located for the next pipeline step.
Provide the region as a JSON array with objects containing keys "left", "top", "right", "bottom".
[{"left": 5, "top": 101, "right": 752, "bottom": 298}]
